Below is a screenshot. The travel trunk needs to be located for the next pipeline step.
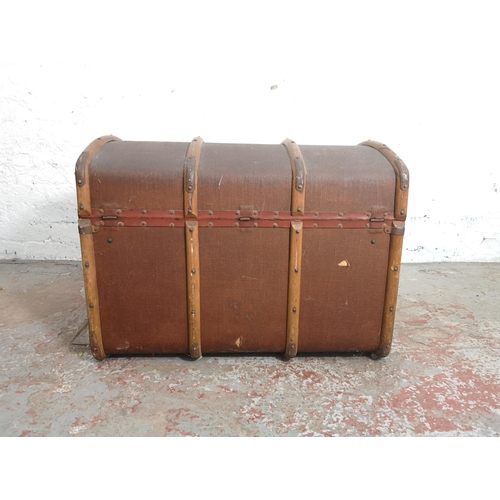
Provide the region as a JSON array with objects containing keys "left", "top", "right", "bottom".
[{"left": 75, "top": 137, "right": 409, "bottom": 360}]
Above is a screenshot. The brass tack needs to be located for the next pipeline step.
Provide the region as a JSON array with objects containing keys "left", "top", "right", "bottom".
[
  {"left": 169, "top": 223, "right": 175, "bottom": 228},
  {"left": 273, "top": 223, "right": 278, "bottom": 228},
  {"left": 294, "top": 267, "right": 299, "bottom": 273},
  {"left": 313, "top": 223, "right": 318, "bottom": 228},
  {"left": 366, "top": 223, "right": 370, "bottom": 228},
  {"left": 208, "top": 222, "right": 213, "bottom": 228},
  {"left": 253, "top": 222, "right": 258, "bottom": 228},
  {"left": 235, "top": 210, "right": 240, "bottom": 216},
  {"left": 99, "top": 221, "right": 104, "bottom": 226},
  {"left": 79, "top": 204, "right": 84, "bottom": 210},
  {"left": 366, "top": 212, "right": 372, "bottom": 217},
  {"left": 394, "top": 266, "right": 399, "bottom": 271},
  {"left": 390, "top": 307, "right": 395, "bottom": 312},
  {"left": 208, "top": 210, "right": 213, "bottom": 216},
  {"left": 169, "top": 210, "right": 175, "bottom": 215},
  {"left": 142, "top": 209, "right": 147, "bottom": 215},
  {"left": 84, "top": 262, "right": 89, "bottom": 268},
  {"left": 191, "top": 269, "right": 196, "bottom": 274},
  {"left": 339, "top": 212, "right": 344, "bottom": 217},
  {"left": 338, "top": 224, "right": 343, "bottom": 229},
  {"left": 371, "top": 239, "right": 376, "bottom": 244},
  {"left": 188, "top": 209, "right": 192, "bottom": 214},
  {"left": 314, "top": 212, "right": 319, "bottom": 217},
  {"left": 89, "top": 303, "right": 94, "bottom": 309},
  {"left": 296, "top": 229, "right": 300, "bottom": 234},
  {"left": 118, "top": 222, "right": 124, "bottom": 227},
  {"left": 274, "top": 211, "right": 279, "bottom": 216},
  {"left": 116, "top": 209, "right": 122, "bottom": 215},
  {"left": 189, "top": 226, "right": 194, "bottom": 232},
  {"left": 77, "top": 179, "right": 82, "bottom": 184},
  {"left": 235, "top": 222, "right": 239, "bottom": 227},
  {"left": 252, "top": 210, "right": 258, "bottom": 216},
  {"left": 141, "top": 221, "right": 147, "bottom": 227},
  {"left": 297, "top": 207, "right": 302, "bottom": 212},
  {"left": 99, "top": 209, "right": 104, "bottom": 214},
  {"left": 107, "top": 238, "right": 113, "bottom": 243},
  {"left": 400, "top": 210, "right": 405, "bottom": 215},
  {"left": 292, "top": 307, "right": 297, "bottom": 313}
]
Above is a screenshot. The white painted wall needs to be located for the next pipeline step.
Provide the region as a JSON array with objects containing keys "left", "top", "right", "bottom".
[{"left": 1, "top": 1, "right": 499, "bottom": 262}]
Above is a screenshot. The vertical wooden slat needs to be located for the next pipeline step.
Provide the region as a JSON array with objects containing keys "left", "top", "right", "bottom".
[
  {"left": 78, "top": 221, "right": 106, "bottom": 360},
  {"left": 76, "top": 136, "right": 120, "bottom": 361},
  {"left": 281, "top": 138, "right": 307, "bottom": 216},
  {"left": 286, "top": 221, "right": 303, "bottom": 358},
  {"left": 183, "top": 137, "right": 204, "bottom": 218},
  {"left": 185, "top": 221, "right": 202, "bottom": 359},
  {"left": 377, "top": 222, "right": 405, "bottom": 357}
]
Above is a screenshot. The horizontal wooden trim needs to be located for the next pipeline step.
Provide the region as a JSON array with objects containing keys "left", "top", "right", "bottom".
[{"left": 85, "top": 209, "right": 394, "bottom": 230}]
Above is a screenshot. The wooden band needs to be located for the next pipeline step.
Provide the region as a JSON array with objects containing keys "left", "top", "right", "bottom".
[
  {"left": 282, "top": 139, "right": 307, "bottom": 216},
  {"left": 185, "top": 221, "right": 202, "bottom": 359},
  {"left": 358, "top": 140, "right": 409, "bottom": 220},
  {"left": 285, "top": 221, "right": 304, "bottom": 358},
  {"left": 76, "top": 136, "right": 120, "bottom": 360},
  {"left": 76, "top": 136, "right": 121, "bottom": 217},
  {"left": 376, "top": 222, "right": 405, "bottom": 358},
  {"left": 183, "top": 137, "right": 204, "bottom": 218}
]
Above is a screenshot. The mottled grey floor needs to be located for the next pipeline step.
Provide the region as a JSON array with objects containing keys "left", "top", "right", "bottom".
[{"left": 0, "top": 260, "right": 499, "bottom": 436}]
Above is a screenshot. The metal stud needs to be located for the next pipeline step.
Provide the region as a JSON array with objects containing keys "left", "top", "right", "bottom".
[
  {"left": 208, "top": 222, "right": 213, "bottom": 228},
  {"left": 208, "top": 210, "right": 213, "bottom": 216},
  {"left": 118, "top": 222, "right": 124, "bottom": 227},
  {"left": 314, "top": 212, "right": 319, "bottom": 217},
  {"left": 313, "top": 223, "right": 318, "bottom": 228},
  {"left": 390, "top": 307, "right": 395, "bottom": 312},
  {"left": 142, "top": 209, "right": 147, "bottom": 215},
  {"left": 188, "top": 209, "right": 192, "bottom": 214},
  {"left": 273, "top": 223, "right": 278, "bottom": 228},
  {"left": 79, "top": 204, "right": 84, "bottom": 210},
  {"left": 89, "top": 303, "right": 94, "bottom": 309},
  {"left": 253, "top": 222, "right": 258, "bottom": 228},
  {"left": 141, "top": 221, "right": 147, "bottom": 227},
  {"left": 169, "top": 210, "right": 175, "bottom": 215},
  {"left": 338, "top": 224, "right": 343, "bottom": 229},
  {"left": 252, "top": 210, "right": 258, "bottom": 216},
  {"left": 84, "top": 262, "right": 89, "bottom": 268},
  {"left": 99, "top": 209, "right": 104, "bottom": 214},
  {"left": 99, "top": 221, "right": 104, "bottom": 226},
  {"left": 107, "top": 238, "right": 113, "bottom": 243},
  {"left": 235, "top": 210, "right": 241, "bottom": 216},
  {"left": 292, "top": 307, "right": 297, "bottom": 313},
  {"left": 235, "top": 222, "right": 239, "bottom": 227},
  {"left": 274, "top": 211, "right": 279, "bottom": 216},
  {"left": 297, "top": 207, "right": 302, "bottom": 213},
  {"left": 394, "top": 266, "right": 399, "bottom": 271},
  {"left": 371, "top": 239, "right": 376, "bottom": 244},
  {"left": 339, "top": 212, "right": 344, "bottom": 217},
  {"left": 116, "top": 209, "right": 122, "bottom": 215},
  {"left": 169, "top": 223, "right": 175, "bottom": 228}
]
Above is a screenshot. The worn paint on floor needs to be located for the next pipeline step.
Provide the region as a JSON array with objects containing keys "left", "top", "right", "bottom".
[{"left": 0, "top": 261, "right": 499, "bottom": 436}]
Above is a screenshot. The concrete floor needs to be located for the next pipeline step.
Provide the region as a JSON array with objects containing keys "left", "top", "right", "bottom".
[{"left": 0, "top": 260, "right": 499, "bottom": 436}]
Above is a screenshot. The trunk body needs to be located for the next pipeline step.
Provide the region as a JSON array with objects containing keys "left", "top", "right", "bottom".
[{"left": 75, "top": 137, "right": 409, "bottom": 359}]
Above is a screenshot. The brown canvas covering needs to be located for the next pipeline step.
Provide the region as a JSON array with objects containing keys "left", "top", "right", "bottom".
[{"left": 76, "top": 137, "right": 408, "bottom": 360}]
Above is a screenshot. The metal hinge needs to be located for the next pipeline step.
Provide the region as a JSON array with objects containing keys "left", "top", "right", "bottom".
[
  {"left": 383, "top": 221, "right": 405, "bottom": 236},
  {"left": 78, "top": 219, "right": 100, "bottom": 235}
]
